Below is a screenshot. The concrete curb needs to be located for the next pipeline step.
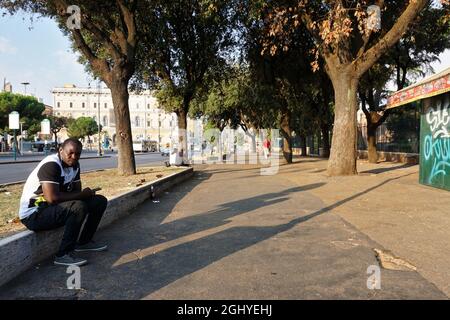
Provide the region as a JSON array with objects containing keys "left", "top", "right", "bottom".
[
  {"left": 0, "top": 167, "right": 194, "bottom": 288},
  {"left": 0, "top": 155, "right": 112, "bottom": 165}
]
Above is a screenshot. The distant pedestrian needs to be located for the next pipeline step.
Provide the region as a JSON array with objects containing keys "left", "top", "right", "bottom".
[{"left": 263, "top": 138, "right": 271, "bottom": 159}]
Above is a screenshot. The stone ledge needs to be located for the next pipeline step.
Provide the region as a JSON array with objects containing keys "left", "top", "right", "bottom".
[
  {"left": 357, "top": 150, "right": 419, "bottom": 164},
  {"left": 0, "top": 167, "right": 194, "bottom": 288}
]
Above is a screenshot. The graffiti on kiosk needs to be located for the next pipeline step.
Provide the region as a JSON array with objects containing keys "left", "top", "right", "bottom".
[
  {"left": 424, "top": 100, "right": 450, "bottom": 183},
  {"left": 426, "top": 104, "right": 450, "bottom": 138}
]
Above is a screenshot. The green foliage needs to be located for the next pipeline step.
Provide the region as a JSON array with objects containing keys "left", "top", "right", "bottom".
[
  {"left": 48, "top": 115, "right": 69, "bottom": 134},
  {"left": 360, "top": 3, "right": 450, "bottom": 114},
  {"left": 387, "top": 3, "right": 450, "bottom": 82},
  {"left": 132, "top": 0, "right": 237, "bottom": 118},
  {"left": 243, "top": 6, "right": 334, "bottom": 138},
  {"left": 154, "top": 86, "right": 184, "bottom": 115},
  {"left": 0, "top": 92, "right": 45, "bottom": 137},
  {"left": 191, "top": 65, "right": 280, "bottom": 131},
  {"left": 67, "top": 117, "right": 99, "bottom": 140}
]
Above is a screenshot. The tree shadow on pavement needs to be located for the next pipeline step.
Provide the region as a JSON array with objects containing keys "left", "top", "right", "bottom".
[
  {"left": 85, "top": 173, "right": 415, "bottom": 299},
  {"left": 0, "top": 170, "right": 416, "bottom": 300},
  {"left": 74, "top": 182, "right": 324, "bottom": 299},
  {"left": 359, "top": 163, "right": 417, "bottom": 175},
  {"left": 81, "top": 181, "right": 327, "bottom": 299}
]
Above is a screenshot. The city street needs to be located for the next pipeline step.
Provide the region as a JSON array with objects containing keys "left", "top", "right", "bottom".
[
  {"left": 0, "top": 152, "right": 168, "bottom": 184},
  {"left": 0, "top": 0, "right": 449, "bottom": 305}
]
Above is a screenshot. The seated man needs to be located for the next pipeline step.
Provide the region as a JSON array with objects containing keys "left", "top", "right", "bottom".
[{"left": 19, "top": 138, "right": 108, "bottom": 266}]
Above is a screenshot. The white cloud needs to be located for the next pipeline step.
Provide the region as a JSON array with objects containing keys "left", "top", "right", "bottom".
[
  {"left": 53, "top": 49, "right": 91, "bottom": 85},
  {"left": 0, "top": 36, "right": 17, "bottom": 54},
  {"left": 54, "top": 49, "right": 83, "bottom": 70}
]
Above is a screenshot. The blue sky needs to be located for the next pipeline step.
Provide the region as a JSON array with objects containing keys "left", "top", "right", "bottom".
[
  {"left": 0, "top": 12, "right": 449, "bottom": 106},
  {"left": 0, "top": 12, "right": 90, "bottom": 105}
]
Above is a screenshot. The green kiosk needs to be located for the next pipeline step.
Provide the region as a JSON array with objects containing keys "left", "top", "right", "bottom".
[{"left": 387, "top": 67, "right": 450, "bottom": 191}]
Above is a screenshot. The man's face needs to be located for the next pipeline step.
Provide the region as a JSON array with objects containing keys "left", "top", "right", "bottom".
[{"left": 59, "top": 143, "right": 82, "bottom": 167}]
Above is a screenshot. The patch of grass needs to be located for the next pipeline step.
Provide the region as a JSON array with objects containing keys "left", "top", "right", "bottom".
[{"left": 0, "top": 166, "right": 183, "bottom": 239}]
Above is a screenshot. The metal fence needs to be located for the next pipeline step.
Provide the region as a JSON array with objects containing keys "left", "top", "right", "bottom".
[
  {"left": 357, "top": 104, "right": 421, "bottom": 154},
  {"left": 291, "top": 132, "right": 327, "bottom": 156}
]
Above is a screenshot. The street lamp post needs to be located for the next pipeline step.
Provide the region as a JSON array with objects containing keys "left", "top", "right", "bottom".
[
  {"left": 144, "top": 95, "right": 147, "bottom": 140},
  {"left": 97, "top": 80, "right": 102, "bottom": 156},
  {"left": 9, "top": 111, "right": 19, "bottom": 161},
  {"left": 21, "top": 82, "right": 30, "bottom": 95},
  {"left": 158, "top": 112, "right": 161, "bottom": 152},
  {"left": 20, "top": 122, "right": 24, "bottom": 156}
]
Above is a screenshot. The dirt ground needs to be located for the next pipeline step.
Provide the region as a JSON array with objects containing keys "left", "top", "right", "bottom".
[
  {"left": 0, "top": 166, "right": 182, "bottom": 239},
  {"left": 276, "top": 157, "right": 450, "bottom": 297}
]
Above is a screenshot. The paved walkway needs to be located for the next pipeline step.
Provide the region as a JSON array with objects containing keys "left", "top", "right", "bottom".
[{"left": 0, "top": 162, "right": 446, "bottom": 299}]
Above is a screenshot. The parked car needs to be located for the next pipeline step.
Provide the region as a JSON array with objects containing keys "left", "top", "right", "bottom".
[{"left": 31, "top": 141, "right": 57, "bottom": 152}]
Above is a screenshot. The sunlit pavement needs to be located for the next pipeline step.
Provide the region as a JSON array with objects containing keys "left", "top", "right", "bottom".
[{"left": 0, "top": 164, "right": 446, "bottom": 299}]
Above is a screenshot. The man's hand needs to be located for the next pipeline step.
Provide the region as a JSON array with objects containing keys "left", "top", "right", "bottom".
[
  {"left": 42, "top": 183, "right": 96, "bottom": 204},
  {"left": 80, "top": 187, "right": 96, "bottom": 199}
]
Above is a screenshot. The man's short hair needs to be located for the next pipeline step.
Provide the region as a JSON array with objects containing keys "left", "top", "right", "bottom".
[{"left": 60, "top": 138, "right": 82, "bottom": 150}]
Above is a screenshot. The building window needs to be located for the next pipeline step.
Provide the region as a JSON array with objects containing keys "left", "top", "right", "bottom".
[
  {"left": 82, "top": 102, "right": 85, "bottom": 108},
  {"left": 57, "top": 102, "right": 60, "bottom": 108},
  {"left": 135, "top": 116, "right": 140, "bottom": 127},
  {"left": 104, "top": 103, "right": 107, "bottom": 109},
  {"left": 136, "top": 103, "right": 139, "bottom": 109},
  {"left": 103, "top": 116, "right": 108, "bottom": 127},
  {"left": 57, "top": 112, "right": 60, "bottom": 116},
  {"left": 147, "top": 121, "right": 151, "bottom": 127},
  {"left": 147, "top": 104, "right": 150, "bottom": 109},
  {"left": 69, "top": 102, "right": 73, "bottom": 108},
  {"left": 94, "top": 102, "right": 97, "bottom": 108}
]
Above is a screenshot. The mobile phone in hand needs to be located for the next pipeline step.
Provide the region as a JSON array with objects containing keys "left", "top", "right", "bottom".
[{"left": 92, "top": 187, "right": 102, "bottom": 192}]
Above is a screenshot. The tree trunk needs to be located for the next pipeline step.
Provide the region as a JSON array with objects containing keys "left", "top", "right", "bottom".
[
  {"left": 280, "top": 109, "right": 292, "bottom": 164},
  {"left": 299, "top": 134, "right": 307, "bottom": 156},
  {"left": 176, "top": 108, "right": 188, "bottom": 164},
  {"left": 110, "top": 79, "right": 136, "bottom": 175},
  {"left": 245, "top": 130, "right": 256, "bottom": 153},
  {"left": 321, "top": 124, "right": 330, "bottom": 158},
  {"left": 327, "top": 73, "right": 359, "bottom": 176},
  {"left": 218, "top": 130, "right": 223, "bottom": 160},
  {"left": 367, "top": 125, "right": 378, "bottom": 163}
]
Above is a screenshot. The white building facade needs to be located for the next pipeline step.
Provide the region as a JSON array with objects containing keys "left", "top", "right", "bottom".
[{"left": 52, "top": 84, "right": 181, "bottom": 148}]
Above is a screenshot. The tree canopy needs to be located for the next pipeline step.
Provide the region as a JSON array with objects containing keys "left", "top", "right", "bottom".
[
  {"left": 0, "top": 92, "right": 45, "bottom": 137},
  {"left": 67, "top": 116, "right": 99, "bottom": 140}
]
